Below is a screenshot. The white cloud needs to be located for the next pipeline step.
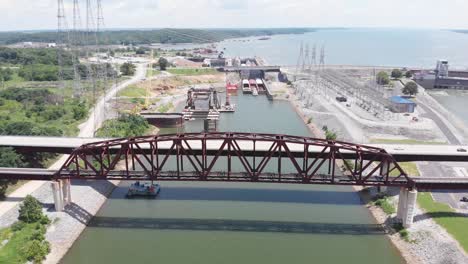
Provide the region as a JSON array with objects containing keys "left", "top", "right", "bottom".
[{"left": 0, "top": 0, "right": 467, "bottom": 31}]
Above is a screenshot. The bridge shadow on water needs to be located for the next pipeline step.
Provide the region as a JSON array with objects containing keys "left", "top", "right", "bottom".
[
  {"left": 87, "top": 217, "right": 386, "bottom": 236},
  {"left": 109, "top": 186, "right": 363, "bottom": 205}
]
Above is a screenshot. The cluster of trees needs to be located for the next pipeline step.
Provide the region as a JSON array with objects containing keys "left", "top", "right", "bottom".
[
  {"left": 0, "top": 88, "right": 87, "bottom": 135},
  {"left": 0, "top": 28, "right": 314, "bottom": 45},
  {"left": 120, "top": 62, "right": 136, "bottom": 76},
  {"left": 0, "top": 67, "right": 13, "bottom": 81},
  {"left": 0, "top": 147, "right": 27, "bottom": 198},
  {"left": 377, "top": 71, "right": 390, "bottom": 85},
  {"left": 16, "top": 62, "right": 117, "bottom": 82},
  {"left": 378, "top": 69, "right": 414, "bottom": 85},
  {"left": 0, "top": 47, "right": 73, "bottom": 66},
  {"left": 391, "top": 69, "right": 413, "bottom": 79},
  {"left": 135, "top": 47, "right": 151, "bottom": 55},
  {"left": 96, "top": 114, "right": 150, "bottom": 138},
  {"left": 18, "top": 64, "right": 59, "bottom": 81}
]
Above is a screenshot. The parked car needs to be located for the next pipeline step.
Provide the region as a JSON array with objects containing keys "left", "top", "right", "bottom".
[
  {"left": 461, "top": 197, "right": 468, "bottom": 202},
  {"left": 336, "top": 96, "right": 347, "bottom": 102},
  {"left": 457, "top": 148, "right": 467, "bottom": 153}
]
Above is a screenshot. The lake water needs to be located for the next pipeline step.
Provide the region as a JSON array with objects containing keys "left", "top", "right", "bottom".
[{"left": 218, "top": 29, "right": 468, "bottom": 68}]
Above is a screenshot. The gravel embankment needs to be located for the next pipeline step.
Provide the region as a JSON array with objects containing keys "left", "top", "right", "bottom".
[
  {"left": 288, "top": 86, "right": 468, "bottom": 264},
  {"left": 0, "top": 180, "right": 118, "bottom": 264}
]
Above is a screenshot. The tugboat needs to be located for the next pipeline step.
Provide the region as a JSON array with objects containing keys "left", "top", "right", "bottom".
[{"left": 126, "top": 181, "right": 161, "bottom": 198}]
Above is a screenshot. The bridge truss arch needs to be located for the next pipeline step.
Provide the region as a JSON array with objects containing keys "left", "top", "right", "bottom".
[{"left": 57, "top": 132, "right": 414, "bottom": 187}]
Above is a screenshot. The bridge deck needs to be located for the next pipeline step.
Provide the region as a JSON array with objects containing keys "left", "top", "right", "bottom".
[
  {"left": 0, "top": 167, "right": 467, "bottom": 189},
  {"left": 1, "top": 136, "right": 468, "bottom": 162}
]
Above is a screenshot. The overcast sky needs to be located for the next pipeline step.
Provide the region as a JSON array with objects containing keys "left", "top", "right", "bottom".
[{"left": 1, "top": 0, "right": 468, "bottom": 31}]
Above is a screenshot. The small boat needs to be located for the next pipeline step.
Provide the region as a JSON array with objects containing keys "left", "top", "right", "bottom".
[
  {"left": 242, "top": 79, "right": 252, "bottom": 94},
  {"left": 126, "top": 181, "right": 161, "bottom": 198},
  {"left": 226, "top": 82, "right": 238, "bottom": 91}
]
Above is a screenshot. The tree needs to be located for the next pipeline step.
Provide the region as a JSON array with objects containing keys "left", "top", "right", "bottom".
[
  {"left": 405, "top": 71, "right": 413, "bottom": 78},
  {"left": 391, "top": 69, "right": 403, "bottom": 79},
  {"left": 135, "top": 47, "right": 146, "bottom": 55},
  {"left": 0, "top": 147, "right": 25, "bottom": 197},
  {"left": 322, "top": 126, "right": 337, "bottom": 141},
  {"left": 19, "top": 195, "right": 43, "bottom": 223},
  {"left": 376, "top": 71, "right": 390, "bottom": 85},
  {"left": 402, "top": 81, "right": 419, "bottom": 96},
  {"left": 158, "top": 57, "right": 169, "bottom": 71},
  {"left": 120, "top": 62, "right": 136, "bottom": 76}
]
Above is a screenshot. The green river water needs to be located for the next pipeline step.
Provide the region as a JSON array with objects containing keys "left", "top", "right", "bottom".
[{"left": 61, "top": 92, "right": 403, "bottom": 264}]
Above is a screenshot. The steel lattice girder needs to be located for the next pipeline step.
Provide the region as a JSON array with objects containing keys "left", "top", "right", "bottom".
[{"left": 57, "top": 132, "right": 413, "bottom": 187}]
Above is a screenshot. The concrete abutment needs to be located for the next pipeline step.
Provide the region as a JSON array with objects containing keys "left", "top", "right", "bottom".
[
  {"left": 396, "top": 187, "right": 418, "bottom": 228},
  {"left": 51, "top": 179, "right": 72, "bottom": 212}
]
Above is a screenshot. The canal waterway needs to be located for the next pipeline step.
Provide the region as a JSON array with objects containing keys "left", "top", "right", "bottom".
[{"left": 61, "top": 92, "right": 403, "bottom": 264}]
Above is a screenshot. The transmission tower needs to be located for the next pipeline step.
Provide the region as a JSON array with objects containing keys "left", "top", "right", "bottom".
[
  {"left": 295, "top": 42, "right": 304, "bottom": 79},
  {"left": 302, "top": 44, "right": 310, "bottom": 72},
  {"left": 57, "top": 0, "right": 69, "bottom": 95},
  {"left": 311, "top": 44, "right": 317, "bottom": 67},
  {"left": 319, "top": 45, "right": 326, "bottom": 69},
  {"left": 71, "top": 0, "right": 84, "bottom": 97}
]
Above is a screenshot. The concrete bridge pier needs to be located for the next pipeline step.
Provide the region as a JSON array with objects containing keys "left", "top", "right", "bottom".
[
  {"left": 51, "top": 179, "right": 72, "bottom": 212},
  {"left": 397, "top": 187, "right": 418, "bottom": 228}
]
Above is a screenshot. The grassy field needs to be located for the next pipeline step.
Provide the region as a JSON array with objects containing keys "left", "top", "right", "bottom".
[
  {"left": 117, "top": 85, "right": 148, "bottom": 98},
  {"left": 390, "top": 162, "right": 420, "bottom": 177},
  {"left": 0, "top": 224, "right": 38, "bottom": 263},
  {"left": 167, "top": 68, "right": 218, "bottom": 76},
  {"left": 370, "top": 138, "right": 447, "bottom": 145},
  {"left": 157, "top": 102, "right": 174, "bottom": 113},
  {"left": 146, "top": 68, "right": 160, "bottom": 78},
  {"left": 417, "top": 192, "right": 468, "bottom": 252}
]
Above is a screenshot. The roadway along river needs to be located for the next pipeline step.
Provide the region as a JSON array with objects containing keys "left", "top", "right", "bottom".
[{"left": 61, "top": 92, "right": 403, "bottom": 264}]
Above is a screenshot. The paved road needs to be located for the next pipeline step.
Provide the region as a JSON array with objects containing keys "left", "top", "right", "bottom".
[
  {"left": 79, "top": 63, "right": 147, "bottom": 137},
  {"left": 418, "top": 161, "right": 468, "bottom": 210},
  {"left": 412, "top": 85, "right": 468, "bottom": 210},
  {"left": 417, "top": 102, "right": 461, "bottom": 145},
  {"left": 2, "top": 135, "right": 468, "bottom": 161}
]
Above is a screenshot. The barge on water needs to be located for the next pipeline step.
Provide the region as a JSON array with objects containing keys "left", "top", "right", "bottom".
[{"left": 126, "top": 182, "right": 161, "bottom": 198}]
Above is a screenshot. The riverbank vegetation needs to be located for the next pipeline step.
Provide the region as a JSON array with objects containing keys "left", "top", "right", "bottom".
[
  {"left": 0, "top": 196, "right": 51, "bottom": 263},
  {"left": 322, "top": 126, "right": 337, "bottom": 140},
  {"left": 372, "top": 193, "right": 396, "bottom": 215},
  {"left": 0, "top": 28, "right": 316, "bottom": 45},
  {"left": 96, "top": 114, "right": 151, "bottom": 138},
  {"left": 417, "top": 192, "right": 468, "bottom": 252}
]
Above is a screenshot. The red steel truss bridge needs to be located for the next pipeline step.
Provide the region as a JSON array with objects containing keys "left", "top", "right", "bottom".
[{"left": 1, "top": 133, "right": 467, "bottom": 189}]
